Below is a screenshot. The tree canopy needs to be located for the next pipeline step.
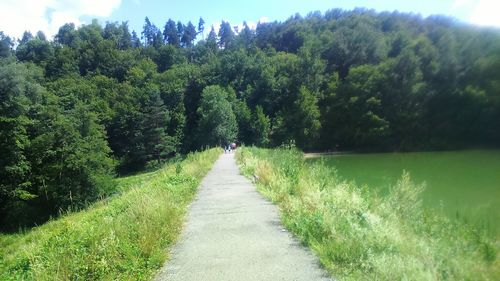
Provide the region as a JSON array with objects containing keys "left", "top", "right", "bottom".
[{"left": 1, "top": 8, "right": 500, "bottom": 230}]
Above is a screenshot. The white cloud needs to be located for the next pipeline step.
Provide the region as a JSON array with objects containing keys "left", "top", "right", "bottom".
[
  {"left": 468, "top": 0, "right": 500, "bottom": 27},
  {"left": 258, "top": 16, "right": 269, "bottom": 24},
  {"left": 0, "top": 0, "right": 122, "bottom": 40},
  {"left": 452, "top": 0, "right": 472, "bottom": 9},
  {"left": 245, "top": 21, "right": 257, "bottom": 30},
  {"left": 452, "top": 0, "right": 500, "bottom": 27}
]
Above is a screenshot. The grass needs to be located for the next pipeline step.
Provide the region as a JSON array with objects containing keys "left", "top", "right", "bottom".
[
  {"left": 0, "top": 148, "right": 221, "bottom": 280},
  {"left": 237, "top": 147, "right": 499, "bottom": 280}
]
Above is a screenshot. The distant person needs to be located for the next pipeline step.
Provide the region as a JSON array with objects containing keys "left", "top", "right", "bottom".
[{"left": 231, "top": 142, "right": 236, "bottom": 151}]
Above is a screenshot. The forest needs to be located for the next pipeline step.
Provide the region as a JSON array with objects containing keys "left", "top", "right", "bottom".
[{"left": 1, "top": 8, "right": 499, "bottom": 230}]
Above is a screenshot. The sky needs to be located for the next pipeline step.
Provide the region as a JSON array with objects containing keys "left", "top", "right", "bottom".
[{"left": 1, "top": 0, "right": 500, "bottom": 40}]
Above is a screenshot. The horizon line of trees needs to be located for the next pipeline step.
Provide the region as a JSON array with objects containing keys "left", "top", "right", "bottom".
[{"left": 1, "top": 7, "right": 500, "bottom": 230}]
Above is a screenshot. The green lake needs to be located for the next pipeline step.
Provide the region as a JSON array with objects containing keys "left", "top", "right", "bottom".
[{"left": 310, "top": 150, "right": 500, "bottom": 235}]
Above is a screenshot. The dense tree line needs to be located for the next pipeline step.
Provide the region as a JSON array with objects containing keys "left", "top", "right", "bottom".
[{"left": 1, "top": 9, "right": 499, "bottom": 230}]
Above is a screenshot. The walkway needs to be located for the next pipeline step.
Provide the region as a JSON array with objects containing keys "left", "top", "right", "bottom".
[{"left": 155, "top": 153, "right": 331, "bottom": 281}]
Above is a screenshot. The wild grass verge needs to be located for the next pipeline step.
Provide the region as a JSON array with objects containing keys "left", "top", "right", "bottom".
[
  {"left": 237, "top": 147, "right": 499, "bottom": 280},
  {"left": 0, "top": 148, "right": 220, "bottom": 280}
]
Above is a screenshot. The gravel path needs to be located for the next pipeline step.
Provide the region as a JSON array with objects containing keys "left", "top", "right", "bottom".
[{"left": 155, "top": 153, "right": 332, "bottom": 281}]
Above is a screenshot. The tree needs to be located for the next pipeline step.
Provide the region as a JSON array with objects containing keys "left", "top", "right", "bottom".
[
  {"left": 19, "top": 31, "right": 33, "bottom": 45},
  {"left": 35, "top": 31, "right": 47, "bottom": 41},
  {"left": 251, "top": 106, "right": 270, "bottom": 146},
  {"left": 0, "top": 62, "right": 115, "bottom": 230},
  {"left": 119, "top": 22, "right": 133, "bottom": 49},
  {"left": 218, "top": 21, "right": 234, "bottom": 49},
  {"left": 0, "top": 31, "right": 13, "bottom": 58},
  {"left": 104, "top": 21, "right": 132, "bottom": 49},
  {"left": 153, "top": 30, "right": 164, "bottom": 49},
  {"left": 0, "top": 62, "right": 36, "bottom": 229},
  {"left": 176, "top": 22, "right": 185, "bottom": 46},
  {"left": 206, "top": 26, "right": 218, "bottom": 49},
  {"left": 324, "top": 64, "right": 389, "bottom": 148},
  {"left": 142, "top": 17, "right": 158, "bottom": 46},
  {"left": 55, "top": 23, "right": 78, "bottom": 47},
  {"left": 2, "top": 7, "right": 500, "bottom": 230},
  {"left": 131, "top": 31, "right": 141, "bottom": 47},
  {"left": 29, "top": 103, "right": 115, "bottom": 216},
  {"left": 163, "top": 19, "right": 180, "bottom": 47},
  {"left": 16, "top": 38, "right": 54, "bottom": 66},
  {"left": 182, "top": 21, "right": 197, "bottom": 47},
  {"left": 323, "top": 19, "right": 386, "bottom": 79},
  {"left": 198, "top": 17, "right": 205, "bottom": 37},
  {"left": 141, "top": 92, "right": 174, "bottom": 164},
  {"left": 226, "top": 87, "right": 253, "bottom": 144},
  {"left": 197, "top": 85, "right": 238, "bottom": 147},
  {"left": 289, "top": 86, "right": 321, "bottom": 148},
  {"left": 45, "top": 45, "right": 79, "bottom": 77},
  {"left": 237, "top": 21, "right": 255, "bottom": 47},
  {"left": 156, "top": 44, "right": 178, "bottom": 72}
]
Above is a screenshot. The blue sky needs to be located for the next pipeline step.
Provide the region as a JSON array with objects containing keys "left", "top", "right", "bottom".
[{"left": 1, "top": 0, "right": 499, "bottom": 40}]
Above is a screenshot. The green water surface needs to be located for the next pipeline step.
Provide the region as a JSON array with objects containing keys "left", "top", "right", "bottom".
[{"left": 310, "top": 150, "right": 500, "bottom": 235}]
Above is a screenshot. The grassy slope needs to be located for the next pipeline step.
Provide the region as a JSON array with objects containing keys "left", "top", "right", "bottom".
[
  {"left": 0, "top": 148, "right": 220, "bottom": 280},
  {"left": 237, "top": 147, "right": 499, "bottom": 280}
]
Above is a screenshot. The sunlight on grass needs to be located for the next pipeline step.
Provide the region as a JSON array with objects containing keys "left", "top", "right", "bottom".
[
  {"left": 237, "top": 147, "right": 499, "bottom": 280},
  {"left": 0, "top": 149, "right": 221, "bottom": 281}
]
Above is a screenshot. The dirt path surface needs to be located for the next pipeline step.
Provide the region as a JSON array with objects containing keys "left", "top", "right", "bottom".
[{"left": 155, "top": 153, "right": 332, "bottom": 281}]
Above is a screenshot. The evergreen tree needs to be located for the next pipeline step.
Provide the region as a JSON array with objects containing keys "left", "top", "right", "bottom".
[
  {"left": 176, "top": 21, "right": 185, "bottom": 46},
  {"left": 141, "top": 92, "right": 174, "bottom": 164},
  {"left": 237, "top": 21, "right": 254, "bottom": 47},
  {"left": 198, "top": 17, "right": 205, "bottom": 38},
  {"left": 19, "top": 31, "right": 33, "bottom": 45},
  {"left": 131, "top": 31, "right": 141, "bottom": 48},
  {"left": 153, "top": 30, "right": 164, "bottom": 49},
  {"left": 182, "top": 21, "right": 197, "bottom": 47},
  {"left": 218, "top": 21, "right": 234, "bottom": 49},
  {"left": 142, "top": 17, "right": 157, "bottom": 46},
  {"left": 207, "top": 26, "right": 218, "bottom": 47},
  {"left": 1, "top": 7, "right": 500, "bottom": 230},
  {"left": 119, "top": 22, "right": 132, "bottom": 49},
  {"left": 0, "top": 32, "right": 13, "bottom": 58},
  {"left": 163, "top": 19, "right": 179, "bottom": 46}
]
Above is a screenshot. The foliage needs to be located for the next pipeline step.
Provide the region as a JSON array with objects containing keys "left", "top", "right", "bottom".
[
  {"left": 196, "top": 85, "right": 238, "bottom": 147},
  {"left": 0, "top": 148, "right": 220, "bottom": 280},
  {"left": 2, "top": 7, "right": 500, "bottom": 229},
  {"left": 237, "top": 147, "right": 499, "bottom": 280},
  {"left": 0, "top": 62, "right": 115, "bottom": 231}
]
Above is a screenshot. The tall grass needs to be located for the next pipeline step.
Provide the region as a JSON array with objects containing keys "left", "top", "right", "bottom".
[
  {"left": 0, "top": 148, "right": 220, "bottom": 280},
  {"left": 237, "top": 147, "right": 499, "bottom": 280}
]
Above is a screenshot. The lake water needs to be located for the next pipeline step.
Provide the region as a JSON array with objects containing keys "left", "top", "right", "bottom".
[{"left": 309, "top": 150, "right": 500, "bottom": 235}]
